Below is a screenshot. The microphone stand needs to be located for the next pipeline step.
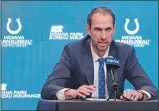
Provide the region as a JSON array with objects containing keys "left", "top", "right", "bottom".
[{"left": 107, "top": 68, "right": 128, "bottom": 101}]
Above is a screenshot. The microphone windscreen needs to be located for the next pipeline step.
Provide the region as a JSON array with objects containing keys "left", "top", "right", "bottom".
[{"left": 105, "top": 57, "right": 121, "bottom": 68}]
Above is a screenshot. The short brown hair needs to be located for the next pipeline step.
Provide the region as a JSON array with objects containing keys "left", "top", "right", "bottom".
[{"left": 87, "top": 6, "right": 115, "bottom": 28}]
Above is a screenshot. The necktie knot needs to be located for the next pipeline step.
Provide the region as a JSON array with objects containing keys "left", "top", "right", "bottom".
[{"left": 98, "top": 58, "right": 105, "bottom": 65}]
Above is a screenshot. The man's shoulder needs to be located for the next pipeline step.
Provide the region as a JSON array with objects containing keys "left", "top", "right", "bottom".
[{"left": 111, "top": 41, "right": 136, "bottom": 62}]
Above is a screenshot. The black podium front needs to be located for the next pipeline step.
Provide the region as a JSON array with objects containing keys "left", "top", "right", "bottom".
[{"left": 37, "top": 99, "right": 158, "bottom": 111}]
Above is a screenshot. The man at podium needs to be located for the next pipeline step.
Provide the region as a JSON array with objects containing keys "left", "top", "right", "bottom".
[{"left": 41, "top": 6, "right": 158, "bottom": 101}]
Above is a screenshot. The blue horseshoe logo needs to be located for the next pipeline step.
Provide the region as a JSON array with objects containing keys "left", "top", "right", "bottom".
[
  {"left": 6, "top": 18, "right": 22, "bottom": 34},
  {"left": 124, "top": 18, "right": 139, "bottom": 35}
]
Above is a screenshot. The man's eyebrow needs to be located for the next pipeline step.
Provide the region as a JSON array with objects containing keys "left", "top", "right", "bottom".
[
  {"left": 105, "top": 27, "right": 112, "bottom": 29},
  {"left": 93, "top": 27, "right": 112, "bottom": 30},
  {"left": 93, "top": 27, "right": 102, "bottom": 29}
]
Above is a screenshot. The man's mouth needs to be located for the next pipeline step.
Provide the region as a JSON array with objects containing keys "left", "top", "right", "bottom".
[{"left": 98, "top": 42, "right": 108, "bottom": 47}]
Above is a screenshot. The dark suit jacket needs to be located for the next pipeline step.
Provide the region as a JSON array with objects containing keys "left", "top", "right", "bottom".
[{"left": 41, "top": 35, "right": 158, "bottom": 100}]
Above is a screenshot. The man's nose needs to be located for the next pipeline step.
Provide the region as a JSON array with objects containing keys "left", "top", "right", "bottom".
[{"left": 101, "top": 30, "right": 107, "bottom": 39}]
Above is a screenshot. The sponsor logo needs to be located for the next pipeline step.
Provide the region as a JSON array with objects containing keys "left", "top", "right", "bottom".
[
  {"left": 49, "top": 25, "right": 84, "bottom": 40},
  {"left": 0, "top": 83, "right": 40, "bottom": 99},
  {"left": 1, "top": 18, "right": 33, "bottom": 48},
  {"left": 1, "top": 84, "right": 7, "bottom": 91},
  {"left": 107, "top": 59, "right": 119, "bottom": 64},
  {"left": 115, "top": 18, "right": 150, "bottom": 48}
]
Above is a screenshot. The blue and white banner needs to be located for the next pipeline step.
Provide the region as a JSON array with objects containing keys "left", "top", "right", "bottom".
[{"left": 1, "top": 1, "right": 158, "bottom": 110}]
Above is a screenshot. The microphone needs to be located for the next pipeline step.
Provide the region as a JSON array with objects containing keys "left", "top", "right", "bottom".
[
  {"left": 105, "top": 57, "right": 128, "bottom": 101},
  {"left": 105, "top": 56, "right": 121, "bottom": 69},
  {"left": 105, "top": 56, "right": 121, "bottom": 87}
]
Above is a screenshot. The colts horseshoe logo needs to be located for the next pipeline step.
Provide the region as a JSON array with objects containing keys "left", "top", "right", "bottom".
[
  {"left": 124, "top": 18, "right": 139, "bottom": 35},
  {"left": 6, "top": 18, "right": 22, "bottom": 35}
]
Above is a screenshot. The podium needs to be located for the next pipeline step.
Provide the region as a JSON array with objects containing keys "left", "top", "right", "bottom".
[{"left": 37, "top": 99, "right": 158, "bottom": 111}]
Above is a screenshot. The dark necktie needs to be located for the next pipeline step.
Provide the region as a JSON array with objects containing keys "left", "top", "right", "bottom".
[{"left": 98, "top": 58, "right": 105, "bottom": 99}]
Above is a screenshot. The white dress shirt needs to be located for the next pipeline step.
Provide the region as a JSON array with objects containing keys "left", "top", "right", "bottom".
[
  {"left": 55, "top": 41, "right": 151, "bottom": 100},
  {"left": 90, "top": 41, "right": 109, "bottom": 99}
]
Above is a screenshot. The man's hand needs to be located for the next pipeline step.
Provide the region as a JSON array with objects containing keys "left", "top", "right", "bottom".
[
  {"left": 64, "top": 85, "right": 96, "bottom": 99},
  {"left": 120, "top": 89, "right": 148, "bottom": 101}
]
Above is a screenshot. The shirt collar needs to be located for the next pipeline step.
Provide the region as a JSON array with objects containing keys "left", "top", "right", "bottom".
[{"left": 90, "top": 41, "right": 110, "bottom": 62}]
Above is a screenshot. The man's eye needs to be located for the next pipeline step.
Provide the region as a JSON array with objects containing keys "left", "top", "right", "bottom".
[
  {"left": 95, "top": 28, "right": 102, "bottom": 31},
  {"left": 106, "top": 28, "right": 112, "bottom": 31}
]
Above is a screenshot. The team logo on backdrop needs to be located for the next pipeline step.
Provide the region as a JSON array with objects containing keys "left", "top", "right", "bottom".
[
  {"left": 6, "top": 18, "right": 22, "bottom": 34},
  {"left": 115, "top": 18, "right": 150, "bottom": 47},
  {"left": 49, "top": 25, "right": 84, "bottom": 40},
  {"left": 124, "top": 18, "right": 139, "bottom": 35},
  {"left": 0, "top": 83, "right": 40, "bottom": 99},
  {"left": 1, "top": 18, "right": 33, "bottom": 48}
]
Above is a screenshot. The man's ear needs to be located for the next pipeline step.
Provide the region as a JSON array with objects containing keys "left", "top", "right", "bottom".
[
  {"left": 86, "top": 24, "right": 91, "bottom": 36},
  {"left": 114, "top": 24, "right": 116, "bottom": 33}
]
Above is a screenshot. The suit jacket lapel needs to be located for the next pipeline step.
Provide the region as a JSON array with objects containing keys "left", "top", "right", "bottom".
[
  {"left": 82, "top": 36, "right": 94, "bottom": 85},
  {"left": 108, "top": 40, "right": 116, "bottom": 58}
]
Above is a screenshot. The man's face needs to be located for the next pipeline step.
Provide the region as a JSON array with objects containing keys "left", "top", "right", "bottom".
[{"left": 87, "top": 13, "right": 115, "bottom": 56}]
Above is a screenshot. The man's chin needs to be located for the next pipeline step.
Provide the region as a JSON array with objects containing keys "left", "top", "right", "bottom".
[{"left": 98, "top": 46, "right": 108, "bottom": 52}]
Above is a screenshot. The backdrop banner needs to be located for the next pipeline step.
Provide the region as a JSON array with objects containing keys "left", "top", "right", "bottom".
[{"left": 1, "top": 1, "right": 158, "bottom": 110}]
